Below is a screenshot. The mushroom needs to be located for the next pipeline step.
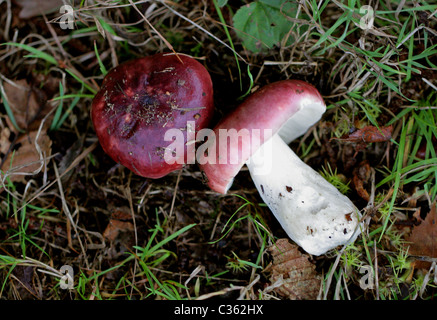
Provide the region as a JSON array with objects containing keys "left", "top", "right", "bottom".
[
  {"left": 91, "top": 53, "right": 214, "bottom": 178},
  {"left": 199, "top": 80, "right": 361, "bottom": 256}
]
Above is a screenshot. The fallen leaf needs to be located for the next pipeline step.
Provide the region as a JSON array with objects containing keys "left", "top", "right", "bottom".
[
  {"left": 12, "top": 265, "right": 38, "bottom": 299},
  {"left": 268, "top": 239, "right": 321, "bottom": 300},
  {"left": 338, "top": 125, "right": 393, "bottom": 144},
  {"left": 1, "top": 77, "right": 55, "bottom": 188},
  {"left": 0, "top": 130, "right": 52, "bottom": 184},
  {"left": 58, "top": 138, "right": 84, "bottom": 184},
  {"left": 103, "top": 210, "right": 134, "bottom": 243},
  {"left": 0, "top": 127, "right": 13, "bottom": 156},
  {"left": 3, "top": 79, "right": 49, "bottom": 132},
  {"left": 352, "top": 160, "right": 371, "bottom": 201},
  {"left": 15, "top": 0, "right": 64, "bottom": 19},
  {"left": 406, "top": 202, "right": 437, "bottom": 270},
  {"left": 103, "top": 210, "right": 135, "bottom": 260},
  {"left": 332, "top": 125, "right": 393, "bottom": 157}
]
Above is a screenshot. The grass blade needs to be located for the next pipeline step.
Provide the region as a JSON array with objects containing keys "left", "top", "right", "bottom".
[{"left": 4, "top": 42, "right": 58, "bottom": 65}]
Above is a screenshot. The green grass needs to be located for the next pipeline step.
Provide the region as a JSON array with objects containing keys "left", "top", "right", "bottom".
[
  {"left": 3, "top": 42, "right": 58, "bottom": 66},
  {"left": 310, "top": 0, "right": 437, "bottom": 99},
  {"left": 378, "top": 101, "right": 437, "bottom": 195},
  {"left": 1, "top": 0, "right": 437, "bottom": 301},
  {"left": 50, "top": 82, "right": 84, "bottom": 131},
  {"left": 73, "top": 210, "right": 196, "bottom": 300},
  {"left": 320, "top": 163, "right": 351, "bottom": 195},
  {"left": 209, "top": 194, "right": 271, "bottom": 249},
  {"left": 0, "top": 83, "right": 24, "bottom": 133},
  {"left": 298, "top": 0, "right": 437, "bottom": 300}
]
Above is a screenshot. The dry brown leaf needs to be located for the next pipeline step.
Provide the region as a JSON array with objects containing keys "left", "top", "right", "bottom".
[
  {"left": 406, "top": 202, "right": 437, "bottom": 270},
  {"left": 1, "top": 78, "right": 54, "bottom": 186},
  {"left": 3, "top": 80, "right": 39, "bottom": 131},
  {"left": 336, "top": 125, "right": 393, "bottom": 145},
  {"left": 0, "top": 127, "right": 13, "bottom": 156},
  {"left": 103, "top": 210, "right": 135, "bottom": 260},
  {"left": 268, "top": 238, "right": 321, "bottom": 300},
  {"left": 3, "top": 79, "right": 52, "bottom": 132},
  {"left": 15, "top": 0, "right": 64, "bottom": 19},
  {"left": 103, "top": 210, "right": 135, "bottom": 242},
  {"left": 332, "top": 125, "right": 393, "bottom": 157},
  {"left": 352, "top": 160, "right": 371, "bottom": 201},
  {"left": 0, "top": 130, "right": 52, "bottom": 184}
]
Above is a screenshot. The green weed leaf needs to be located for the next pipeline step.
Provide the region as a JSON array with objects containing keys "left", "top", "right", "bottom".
[
  {"left": 217, "top": 0, "right": 228, "bottom": 7},
  {"left": 233, "top": 0, "right": 302, "bottom": 53}
]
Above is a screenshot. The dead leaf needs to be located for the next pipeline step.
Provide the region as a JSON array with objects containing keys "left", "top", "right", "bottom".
[
  {"left": 103, "top": 210, "right": 134, "bottom": 242},
  {"left": 0, "top": 127, "right": 13, "bottom": 156},
  {"left": 0, "top": 78, "right": 54, "bottom": 189},
  {"left": 59, "top": 138, "right": 84, "bottom": 184},
  {"left": 12, "top": 265, "right": 38, "bottom": 299},
  {"left": 102, "top": 210, "right": 135, "bottom": 260},
  {"left": 352, "top": 160, "right": 371, "bottom": 201},
  {"left": 33, "top": 72, "right": 61, "bottom": 98},
  {"left": 406, "top": 202, "right": 437, "bottom": 270},
  {"left": 332, "top": 125, "right": 393, "bottom": 157},
  {"left": 268, "top": 239, "right": 321, "bottom": 300},
  {"left": 15, "top": 0, "right": 64, "bottom": 19},
  {"left": 3, "top": 79, "right": 49, "bottom": 132},
  {"left": 0, "top": 130, "right": 52, "bottom": 184},
  {"left": 338, "top": 125, "right": 393, "bottom": 144},
  {"left": 93, "top": 16, "right": 106, "bottom": 39}
]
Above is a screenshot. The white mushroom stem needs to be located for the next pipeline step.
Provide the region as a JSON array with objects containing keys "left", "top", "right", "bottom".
[{"left": 246, "top": 134, "right": 361, "bottom": 256}]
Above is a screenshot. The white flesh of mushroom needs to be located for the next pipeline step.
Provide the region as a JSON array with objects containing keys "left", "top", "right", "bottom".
[
  {"left": 245, "top": 102, "right": 361, "bottom": 256},
  {"left": 246, "top": 135, "right": 360, "bottom": 255}
]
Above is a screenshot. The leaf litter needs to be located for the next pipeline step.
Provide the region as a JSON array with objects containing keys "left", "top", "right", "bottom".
[
  {"left": 407, "top": 202, "right": 437, "bottom": 270},
  {"left": 1, "top": 79, "right": 52, "bottom": 185},
  {"left": 267, "top": 239, "right": 321, "bottom": 300},
  {"left": 0, "top": 0, "right": 437, "bottom": 301}
]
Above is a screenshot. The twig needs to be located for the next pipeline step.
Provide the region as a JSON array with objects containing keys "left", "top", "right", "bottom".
[
  {"left": 53, "top": 161, "right": 90, "bottom": 270},
  {"left": 168, "top": 169, "right": 182, "bottom": 219},
  {"left": 128, "top": 0, "right": 181, "bottom": 62},
  {"left": 374, "top": 241, "right": 379, "bottom": 300},
  {"left": 19, "top": 141, "right": 98, "bottom": 212},
  {"left": 159, "top": 0, "right": 247, "bottom": 63},
  {"left": 124, "top": 176, "right": 139, "bottom": 299}
]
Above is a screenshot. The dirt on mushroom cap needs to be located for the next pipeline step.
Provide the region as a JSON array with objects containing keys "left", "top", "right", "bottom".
[{"left": 91, "top": 53, "right": 214, "bottom": 179}]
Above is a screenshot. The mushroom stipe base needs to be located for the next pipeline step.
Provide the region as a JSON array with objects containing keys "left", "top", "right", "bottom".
[{"left": 247, "top": 134, "right": 361, "bottom": 256}]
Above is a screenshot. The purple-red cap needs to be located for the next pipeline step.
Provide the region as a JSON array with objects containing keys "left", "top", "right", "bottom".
[
  {"left": 199, "top": 80, "right": 326, "bottom": 194},
  {"left": 91, "top": 53, "right": 214, "bottom": 179}
]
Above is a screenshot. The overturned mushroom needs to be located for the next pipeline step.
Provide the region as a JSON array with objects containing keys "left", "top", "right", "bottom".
[
  {"left": 200, "top": 80, "right": 361, "bottom": 255},
  {"left": 91, "top": 53, "right": 214, "bottom": 178}
]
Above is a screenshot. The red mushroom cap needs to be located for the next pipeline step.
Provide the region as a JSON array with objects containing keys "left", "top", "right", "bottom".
[
  {"left": 199, "top": 80, "right": 325, "bottom": 194},
  {"left": 91, "top": 53, "right": 214, "bottom": 178}
]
